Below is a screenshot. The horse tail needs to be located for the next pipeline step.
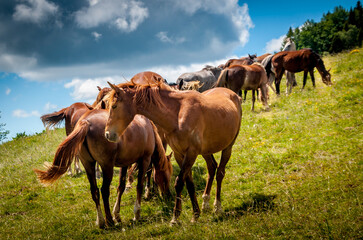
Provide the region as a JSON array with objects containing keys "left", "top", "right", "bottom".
[
  {"left": 150, "top": 121, "right": 172, "bottom": 197},
  {"left": 34, "top": 120, "right": 90, "bottom": 185},
  {"left": 214, "top": 69, "right": 228, "bottom": 88},
  {"left": 40, "top": 107, "right": 68, "bottom": 129}
]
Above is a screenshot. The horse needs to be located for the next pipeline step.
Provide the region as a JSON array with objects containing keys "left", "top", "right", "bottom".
[
  {"left": 271, "top": 49, "right": 332, "bottom": 95},
  {"left": 256, "top": 53, "right": 271, "bottom": 63},
  {"left": 104, "top": 80, "right": 242, "bottom": 225},
  {"left": 179, "top": 80, "right": 204, "bottom": 91},
  {"left": 176, "top": 65, "right": 223, "bottom": 92},
  {"left": 282, "top": 38, "right": 298, "bottom": 90},
  {"left": 92, "top": 72, "right": 169, "bottom": 193},
  {"left": 34, "top": 109, "right": 173, "bottom": 229},
  {"left": 215, "top": 62, "right": 270, "bottom": 111},
  {"left": 220, "top": 54, "right": 256, "bottom": 69},
  {"left": 40, "top": 102, "right": 93, "bottom": 176}
]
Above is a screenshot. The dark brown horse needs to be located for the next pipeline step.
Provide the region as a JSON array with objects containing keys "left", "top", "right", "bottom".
[
  {"left": 215, "top": 62, "right": 269, "bottom": 111},
  {"left": 40, "top": 102, "right": 93, "bottom": 176},
  {"left": 271, "top": 49, "right": 332, "bottom": 94},
  {"left": 104, "top": 81, "right": 242, "bottom": 224},
  {"left": 35, "top": 109, "right": 172, "bottom": 228}
]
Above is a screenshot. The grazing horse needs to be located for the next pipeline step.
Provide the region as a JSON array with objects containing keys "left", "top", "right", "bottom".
[
  {"left": 35, "top": 109, "right": 172, "bottom": 229},
  {"left": 176, "top": 65, "right": 223, "bottom": 92},
  {"left": 215, "top": 62, "right": 270, "bottom": 111},
  {"left": 272, "top": 49, "right": 332, "bottom": 95},
  {"left": 104, "top": 81, "right": 242, "bottom": 225},
  {"left": 40, "top": 102, "right": 92, "bottom": 176}
]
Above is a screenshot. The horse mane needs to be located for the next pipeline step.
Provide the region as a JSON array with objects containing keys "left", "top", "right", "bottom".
[{"left": 108, "top": 81, "right": 173, "bottom": 110}]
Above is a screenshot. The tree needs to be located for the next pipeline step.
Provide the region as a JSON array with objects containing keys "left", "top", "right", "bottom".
[{"left": 0, "top": 111, "right": 9, "bottom": 142}]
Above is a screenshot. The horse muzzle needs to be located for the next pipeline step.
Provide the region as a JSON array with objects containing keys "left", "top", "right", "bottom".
[{"left": 105, "top": 131, "right": 118, "bottom": 142}]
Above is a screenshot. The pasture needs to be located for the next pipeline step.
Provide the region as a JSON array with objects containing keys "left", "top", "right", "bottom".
[{"left": 0, "top": 49, "right": 362, "bottom": 239}]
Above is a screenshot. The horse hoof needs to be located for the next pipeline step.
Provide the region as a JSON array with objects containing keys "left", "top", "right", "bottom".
[
  {"left": 113, "top": 216, "right": 121, "bottom": 223},
  {"left": 170, "top": 217, "right": 180, "bottom": 226}
]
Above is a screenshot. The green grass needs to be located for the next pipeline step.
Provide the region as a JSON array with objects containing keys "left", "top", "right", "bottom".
[{"left": 1, "top": 49, "right": 362, "bottom": 239}]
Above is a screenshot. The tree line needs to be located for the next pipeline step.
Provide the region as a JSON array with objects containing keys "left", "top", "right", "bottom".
[{"left": 281, "top": 1, "right": 363, "bottom": 53}]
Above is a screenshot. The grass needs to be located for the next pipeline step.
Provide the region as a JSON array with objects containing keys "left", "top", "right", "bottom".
[{"left": 0, "top": 49, "right": 362, "bottom": 239}]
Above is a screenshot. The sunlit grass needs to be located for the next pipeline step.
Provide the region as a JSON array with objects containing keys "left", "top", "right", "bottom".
[{"left": 0, "top": 49, "right": 362, "bottom": 239}]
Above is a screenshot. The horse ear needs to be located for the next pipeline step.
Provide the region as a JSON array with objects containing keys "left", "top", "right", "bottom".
[
  {"left": 97, "top": 86, "right": 102, "bottom": 91},
  {"left": 107, "top": 81, "right": 122, "bottom": 96},
  {"left": 100, "top": 100, "right": 106, "bottom": 109},
  {"left": 167, "top": 152, "right": 173, "bottom": 160},
  {"left": 178, "top": 79, "right": 184, "bottom": 90},
  {"left": 328, "top": 68, "right": 331, "bottom": 72}
]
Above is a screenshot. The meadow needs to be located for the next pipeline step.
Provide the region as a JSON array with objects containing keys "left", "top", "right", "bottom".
[{"left": 0, "top": 49, "right": 362, "bottom": 239}]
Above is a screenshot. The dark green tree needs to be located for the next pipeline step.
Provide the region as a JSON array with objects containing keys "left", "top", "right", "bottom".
[{"left": 0, "top": 111, "right": 9, "bottom": 142}]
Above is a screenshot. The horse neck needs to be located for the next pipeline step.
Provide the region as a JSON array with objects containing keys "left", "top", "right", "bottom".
[
  {"left": 135, "top": 90, "right": 180, "bottom": 133},
  {"left": 315, "top": 58, "right": 328, "bottom": 76}
]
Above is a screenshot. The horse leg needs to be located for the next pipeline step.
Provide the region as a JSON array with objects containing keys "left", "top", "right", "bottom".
[
  {"left": 215, "top": 145, "right": 233, "bottom": 214},
  {"left": 286, "top": 71, "right": 292, "bottom": 95},
  {"left": 243, "top": 90, "right": 247, "bottom": 102},
  {"left": 126, "top": 163, "right": 137, "bottom": 191},
  {"left": 83, "top": 160, "right": 105, "bottom": 229},
  {"left": 113, "top": 167, "right": 128, "bottom": 223},
  {"left": 170, "top": 151, "right": 198, "bottom": 224},
  {"left": 134, "top": 157, "right": 150, "bottom": 221},
  {"left": 302, "top": 71, "right": 308, "bottom": 90},
  {"left": 309, "top": 69, "right": 316, "bottom": 87},
  {"left": 95, "top": 163, "right": 101, "bottom": 179},
  {"left": 100, "top": 165, "right": 114, "bottom": 227},
  {"left": 275, "top": 69, "right": 284, "bottom": 95},
  {"left": 144, "top": 164, "right": 153, "bottom": 200},
  {"left": 201, "top": 154, "right": 218, "bottom": 212},
  {"left": 75, "top": 156, "right": 82, "bottom": 174},
  {"left": 260, "top": 83, "right": 270, "bottom": 110},
  {"left": 251, "top": 89, "right": 256, "bottom": 111}
]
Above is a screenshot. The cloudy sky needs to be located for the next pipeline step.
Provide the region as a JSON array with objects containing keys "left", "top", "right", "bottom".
[{"left": 0, "top": 0, "right": 358, "bottom": 140}]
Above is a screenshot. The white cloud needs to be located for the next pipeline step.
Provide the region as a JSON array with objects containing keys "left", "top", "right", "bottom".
[
  {"left": 64, "top": 76, "right": 124, "bottom": 102},
  {"left": 75, "top": 0, "right": 148, "bottom": 33},
  {"left": 13, "top": 109, "right": 40, "bottom": 118},
  {"left": 173, "top": 0, "right": 253, "bottom": 47},
  {"left": 44, "top": 102, "right": 57, "bottom": 112},
  {"left": 5, "top": 88, "right": 11, "bottom": 95},
  {"left": 92, "top": 31, "right": 102, "bottom": 41},
  {"left": 156, "top": 32, "right": 186, "bottom": 44},
  {"left": 265, "top": 35, "right": 285, "bottom": 53},
  {"left": 13, "top": 0, "right": 59, "bottom": 24}
]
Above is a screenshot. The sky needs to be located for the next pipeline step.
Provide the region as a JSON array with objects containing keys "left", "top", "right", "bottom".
[{"left": 0, "top": 0, "right": 359, "bottom": 141}]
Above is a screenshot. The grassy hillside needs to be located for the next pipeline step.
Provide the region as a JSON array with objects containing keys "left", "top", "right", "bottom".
[{"left": 0, "top": 49, "right": 362, "bottom": 239}]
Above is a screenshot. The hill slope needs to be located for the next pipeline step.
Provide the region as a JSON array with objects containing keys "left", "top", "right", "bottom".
[{"left": 0, "top": 49, "right": 362, "bottom": 239}]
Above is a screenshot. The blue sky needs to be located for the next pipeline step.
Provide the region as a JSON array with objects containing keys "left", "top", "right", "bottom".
[{"left": 0, "top": 0, "right": 359, "bottom": 141}]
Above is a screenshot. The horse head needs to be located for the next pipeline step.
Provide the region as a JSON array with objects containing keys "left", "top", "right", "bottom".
[{"left": 104, "top": 82, "right": 136, "bottom": 142}]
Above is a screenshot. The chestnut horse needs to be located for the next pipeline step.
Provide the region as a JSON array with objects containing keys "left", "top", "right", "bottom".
[
  {"left": 104, "top": 81, "right": 242, "bottom": 224},
  {"left": 221, "top": 54, "right": 256, "bottom": 69},
  {"left": 92, "top": 71, "right": 169, "bottom": 194},
  {"left": 215, "top": 62, "right": 269, "bottom": 111},
  {"left": 40, "top": 102, "right": 92, "bottom": 176},
  {"left": 35, "top": 109, "right": 173, "bottom": 229},
  {"left": 271, "top": 49, "right": 332, "bottom": 94}
]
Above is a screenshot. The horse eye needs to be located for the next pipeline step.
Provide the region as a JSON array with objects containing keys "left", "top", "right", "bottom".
[{"left": 112, "top": 105, "right": 117, "bottom": 109}]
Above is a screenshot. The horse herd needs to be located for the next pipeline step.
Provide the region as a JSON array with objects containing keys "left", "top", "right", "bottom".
[{"left": 34, "top": 48, "right": 332, "bottom": 229}]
